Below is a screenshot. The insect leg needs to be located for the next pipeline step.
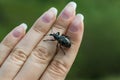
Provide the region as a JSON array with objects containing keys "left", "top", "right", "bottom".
[
  {"left": 43, "top": 39, "right": 56, "bottom": 41},
  {"left": 56, "top": 43, "right": 59, "bottom": 48},
  {"left": 60, "top": 45, "right": 65, "bottom": 55},
  {"left": 54, "top": 43, "right": 59, "bottom": 54}
]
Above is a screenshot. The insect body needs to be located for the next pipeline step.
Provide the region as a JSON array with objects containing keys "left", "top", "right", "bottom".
[{"left": 44, "top": 32, "right": 71, "bottom": 54}]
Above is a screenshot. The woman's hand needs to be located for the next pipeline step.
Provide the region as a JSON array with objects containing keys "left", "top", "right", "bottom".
[{"left": 0, "top": 2, "right": 84, "bottom": 80}]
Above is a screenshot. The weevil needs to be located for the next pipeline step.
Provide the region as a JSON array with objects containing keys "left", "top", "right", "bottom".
[{"left": 43, "top": 32, "right": 71, "bottom": 54}]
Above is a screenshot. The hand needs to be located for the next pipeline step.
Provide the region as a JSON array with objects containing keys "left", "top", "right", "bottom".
[{"left": 0, "top": 2, "right": 84, "bottom": 80}]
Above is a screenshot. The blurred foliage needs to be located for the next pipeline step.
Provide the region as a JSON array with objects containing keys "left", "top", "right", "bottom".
[{"left": 0, "top": 0, "right": 120, "bottom": 80}]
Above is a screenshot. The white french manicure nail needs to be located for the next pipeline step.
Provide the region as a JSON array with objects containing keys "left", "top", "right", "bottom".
[
  {"left": 77, "top": 13, "right": 84, "bottom": 21},
  {"left": 61, "top": 2, "right": 77, "bottom": 19},
  {"left": 49, "top": 7, "right": 58, "bottom": 15},
  {"left": 20, "top": 23, "right": 28, "bottom": 30},
  {"left": 69, "top": 1, "right": 77, "bottom": 9}
]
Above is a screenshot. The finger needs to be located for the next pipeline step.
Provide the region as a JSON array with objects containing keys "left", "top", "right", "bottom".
[
  {"left": 0, "top": 23, "right": 27, "bottom": 66},
  {"left": 0, "top": 7, "right": 57, "bottom": 80},
  {"left": 14, "top": 2, "right": 76, "bottom": 80},
  {"left": 40, "top": 14, "right": 84, "bottom": 80}
]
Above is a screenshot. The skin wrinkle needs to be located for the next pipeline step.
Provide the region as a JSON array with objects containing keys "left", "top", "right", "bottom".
[
  {"left": 57, "top": 14, "right": 75, "bottom": 30},
  {"left": 2, "top": 35, "right": 16, "bottom": 49},
  {"left": 49, "top": 60, "right": 68, "bottom": 76},
  {"left": 0, "top": 44, "right": 10, "bottom": 66},
  {"left": 53, "top": 23, "right": 66, "bottom": 31},
  {"left": 32, "top": 46, "right": 51, "bottom": 64},
  {"left": 10, "top": 48, "right": 27, "bottom": 66}
]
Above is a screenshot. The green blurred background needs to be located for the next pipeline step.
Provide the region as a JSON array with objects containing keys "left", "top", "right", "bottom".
[{"left": 0, "top": 0, "right": 120, "bottom": 80}]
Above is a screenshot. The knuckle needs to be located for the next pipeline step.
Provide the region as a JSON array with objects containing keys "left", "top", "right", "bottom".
[
  {"left": 2, "top": 37, "right": 14, "bottom": 49},
  {"left": 48, "top": 59, "right": 69, "bottom": 76},
  {"left": 33, "top": 23, "right": 49, "bottom": 34},
  {"left": 0, "top": 43, "right": 10, "bottom": 52},
  {"left": 0, "top": 43, "right": 10, "bottom": 65},
  {"left": 32, "top": 46, "right": 51, "bottom": 64},
  {"left": 53, "top": 23, "right": 66, "bottom": 31},
  {"left": 10, "top": 48, "right": 27, "bottom": 63}
]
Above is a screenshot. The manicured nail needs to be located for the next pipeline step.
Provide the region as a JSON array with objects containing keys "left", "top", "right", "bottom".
[
  {"left": 77, "top": 14, "right": 84, "bottom": 21},
  {"left": 12, "top": 23, "right": 27, "bottom": 38},
  {"left": 69, "top": 14, "right": 84, "bottom": 32},
  {"left": 61, "top": 1, "right": 77, "bottom": 19},
  {"left": 69, "top": 1, "right": 77, "bottom": 9},
  {"left": 42, "top": 7, "right": 57, "bottom": 23},
  {"left": 20, "top": 23, "right": 28, "bottom": 30}
]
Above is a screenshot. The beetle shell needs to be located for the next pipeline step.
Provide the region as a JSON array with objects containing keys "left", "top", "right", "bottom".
[{"left": 58, "top": 36, "right": 71, "bottom": 48}]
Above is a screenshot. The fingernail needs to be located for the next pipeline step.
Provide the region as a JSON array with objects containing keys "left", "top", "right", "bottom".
[
  {"left": 69, "top": 14, "right": 84, "bottom": 32},
  {"left": 42, "top": 7, "right": 57, "bottom": 23},
  {"left": 12, "top": 23, "right": 27, "bottom": 38},
  {"left": 61, "top": 1, "right": 77, "bottom": 19},
  {"left": 69, "top": 1, "right": 77, "bottom": 9},
  {"left": 77, "top": 14, "right": 84, "bottom": 21},
  {"left": 20, "top": 23, "right": 28, "bottom": 30}
]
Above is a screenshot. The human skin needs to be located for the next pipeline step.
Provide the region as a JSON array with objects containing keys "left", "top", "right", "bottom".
[{"left": 0, "top": 2, "right": 84, "bottom": 80}]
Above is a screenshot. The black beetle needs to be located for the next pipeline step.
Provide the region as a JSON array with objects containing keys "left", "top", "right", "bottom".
[{"left": 43, "top": 32, "right": 71, "bottom": 54}]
